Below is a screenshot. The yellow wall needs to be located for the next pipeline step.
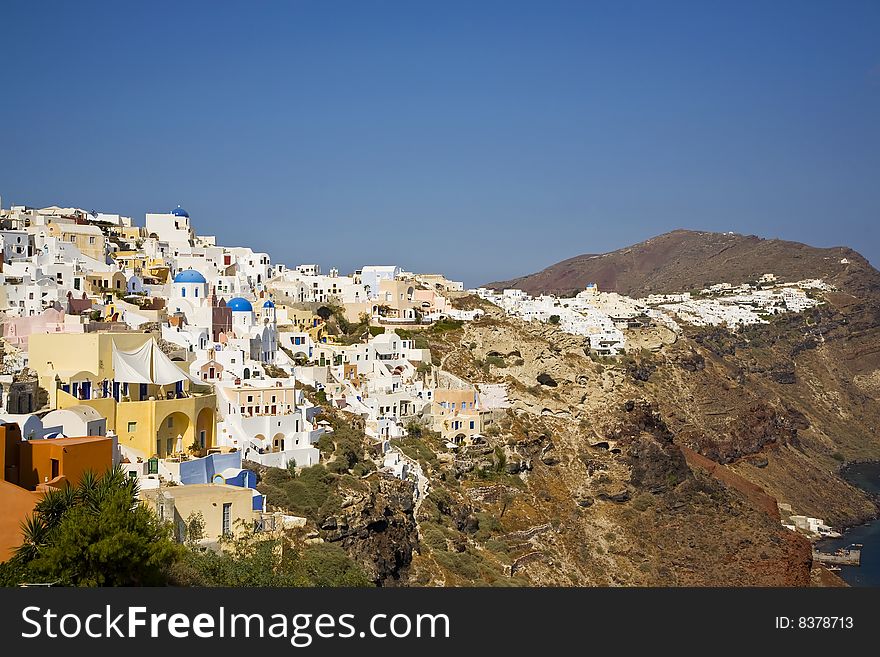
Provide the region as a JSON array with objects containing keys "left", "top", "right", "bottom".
[
  {"left": 46, "top": 224, "right": 106, "bottom": 261},
  {"left": 432, "top": 392, "right": 482, "bottom": 442},
  {"left": 33, "top": 332, "right": 219, "bottom": 460},
  {"left": 69, "top": 392, "right": 217, "bottom": 459},
  {"left": 29, "top": 332, "right": 153, "bottom": 406},
  {"left": 140, "top": 484, "right": 256, "bottom": 541},
  {"left": 434, "top": 389, "right": 479, "bottom": 410}
]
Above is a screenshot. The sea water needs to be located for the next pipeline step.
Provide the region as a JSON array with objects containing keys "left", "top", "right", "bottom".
[{"left": 816, "top": 462, "right": 880, "bottom": 587}]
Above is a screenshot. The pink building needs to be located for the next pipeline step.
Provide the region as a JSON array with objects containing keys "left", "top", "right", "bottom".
[{"left": 2, "top": 306, "right": 83, "bottom": 349}]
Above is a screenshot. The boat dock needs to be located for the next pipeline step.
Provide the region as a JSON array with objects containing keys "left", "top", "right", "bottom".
[{"left": 812, "top": 546, "right": 861, "bottom": 567}]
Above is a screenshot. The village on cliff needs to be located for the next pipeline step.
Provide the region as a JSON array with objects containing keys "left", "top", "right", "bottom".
[{"left": 0, "top": 200, "right": 832, "bottom": 557}]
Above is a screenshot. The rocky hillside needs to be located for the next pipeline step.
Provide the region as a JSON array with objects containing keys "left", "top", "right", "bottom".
[
  {"left": 486, "top": 229, "right": 879, "bottom": 298},
  {"left": 388, "top": 287, "right": 880, "bottom": 586},
  {"left": 253, "top": 231, "right": 880, "bottom": 586}
]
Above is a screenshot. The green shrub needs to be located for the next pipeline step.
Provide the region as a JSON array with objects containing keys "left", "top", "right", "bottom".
[
  {"left": 632, "top": 493, "right": 655, "bottom": 512},
  {"left": 421, "top": 524, "right": 448, "bottom": 551},
  {"left": 430, "top": 319, "right": 464, "bottom": 333}
]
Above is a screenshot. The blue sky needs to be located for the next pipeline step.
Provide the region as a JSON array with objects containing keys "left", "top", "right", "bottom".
[{"left": 1, "top": 1, "right": 878, "bottom": 286}]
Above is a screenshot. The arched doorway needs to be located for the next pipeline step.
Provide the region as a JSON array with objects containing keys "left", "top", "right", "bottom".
[
  {"left": 156, "top": 412, "right": 191, "bottom": 458},
  {"left": 196, "top": 407, "right": 215, "bottom": 452},
  {"left": 272, "top": 433, "right": 285, "bottom": 452}
]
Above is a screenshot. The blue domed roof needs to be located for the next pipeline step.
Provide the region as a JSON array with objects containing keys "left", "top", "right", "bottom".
[
  {"left": 173, "top": 269, "right": 207, "bottom": 284},
  {"left": 227, "top": 297, "right": 253, "bottom": 312},
  {"left": 171, "top": 205, "right": 189, "bottom": 217},
  {"left": 263, "top": 300, "right": 275, "bottom": 308}
]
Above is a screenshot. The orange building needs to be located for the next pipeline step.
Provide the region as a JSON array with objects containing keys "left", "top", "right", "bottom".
[
  {"left": 16, "top": 436, "right": 114, "bottom": 490},
  {"left": 0, "top": 422, "right": 114, "bottom": 561}
]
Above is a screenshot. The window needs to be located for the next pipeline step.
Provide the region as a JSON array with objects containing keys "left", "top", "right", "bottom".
[
  {"left": 470, "top": 421, "right": 475, "bottom": 430},
  {"left": 167, "top": 417, "right": 174, "bottom": 428},
  {"left": 222, "top": 503, "right": 232, "bottom": 536},
  {"left": 127, "top": 421, "right": 137, "bottom": 433}
]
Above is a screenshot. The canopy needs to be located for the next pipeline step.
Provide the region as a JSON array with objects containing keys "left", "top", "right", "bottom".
[
  {"left": 112, "top": 340, "right": 197, "bottom": 386},
  {"left": 152, "top": 343, "right": 188, "bottom": 385},
  {"left": 111, "top": 340, "right": 153, "bottom": 384}
]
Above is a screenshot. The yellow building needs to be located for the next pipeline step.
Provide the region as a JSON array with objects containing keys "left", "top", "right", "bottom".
[
  {"left": 375, "top": 279, "right": 419, "bottom": 319},
  {"left": 28, "top": 332, "right": 216, "bottom": 459},
  {"left": 140, "top": 483, "right": 258, "bottom": 542},
  {"left": 46, "top": 221, "right": 107, "bottom": 261},
  {"left": 86, "top": 270, "right": 127, "bottom": 296},
  {"left": 146, "top": 260, "right": 171, "bottom": 285},
  {"left": 432, "top": 388, "right": 482, "bottom": 443},
  {"left": 277, "top": 305, "right": 326, "bottom": 343}
]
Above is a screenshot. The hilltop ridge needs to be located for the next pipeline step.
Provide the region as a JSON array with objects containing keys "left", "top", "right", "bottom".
[{"left": 486, "top": 229, "right": 878, "bottom": 299}]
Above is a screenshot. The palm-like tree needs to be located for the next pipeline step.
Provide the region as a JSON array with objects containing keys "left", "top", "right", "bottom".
[
  {"left": 14, "top": 515, "right": 50, "bottom": 563},
  {"left": 17, "top": 465, "right": 141, "bottom": 564},
  {"left": 96, "top": 465, "right": 139, "bottom": 509},
  {"left": 33, "top": 485, "right": 76, "bottom": 531},
  {"left": 76, "top": 469, "right": 100, "bottom": 511}
]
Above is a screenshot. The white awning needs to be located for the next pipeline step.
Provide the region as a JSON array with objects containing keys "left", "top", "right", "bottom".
[
  {"left": 111, "top": 341, "right": 152, "bottom": 384},
  {"left": 112, "top": 340, "right": 201, "bottom": 386},
  {"left": 152, "top": 343, "right": 187, "bottom": 385}
]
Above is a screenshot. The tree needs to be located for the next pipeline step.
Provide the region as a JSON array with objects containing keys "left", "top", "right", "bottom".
[
  {"left": 548, "top": 315, "right": 560, "bottom": 324},
  {"left": 15, "top": 515, "right": 50, "bottom": 564},
  {"left": 184, "top": 511, "right": 206, "bottom": 546},
  {"left": 14, "top": 466, "right": 182, "bottom": 586},
  {"left": 27, "top": 489, "right": 179, "bottom": 586}
]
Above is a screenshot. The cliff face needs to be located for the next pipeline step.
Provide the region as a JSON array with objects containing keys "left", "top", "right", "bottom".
[
  {"left": 391, "top": 304, "right": 830, "bottom": 585},
  {"left": 250, "top": 461, "right": 420, "bottom": 587},
  {"left": 319, "top": 474, "right": 419, "bottom": 586}
]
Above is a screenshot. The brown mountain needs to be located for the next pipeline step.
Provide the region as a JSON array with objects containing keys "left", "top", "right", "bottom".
[{"left": 486, "top": 229, "right": 879, "bottom": 298}]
